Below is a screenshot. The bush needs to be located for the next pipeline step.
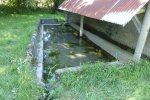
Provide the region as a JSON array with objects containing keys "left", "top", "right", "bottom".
[
  {"left": 44, "top": 0, "right": 64, "bottom": 13},
  {"left": 8, "top": 0, "right": 35, "bottom": 8},
  {"left": 0, "top": 0, "right": 65, "bottom": 13}
]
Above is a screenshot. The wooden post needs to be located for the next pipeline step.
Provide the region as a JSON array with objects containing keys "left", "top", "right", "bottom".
[
  {"left": 80, "top": 16, "right": 84, "bottom": 37},
  {"left": 133, "top": 2, "right": 150, "bottom": 62}
]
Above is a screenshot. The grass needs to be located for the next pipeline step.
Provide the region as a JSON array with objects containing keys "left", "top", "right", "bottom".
[
  {"left": 1, "top": 6, "right": 150, "bottom": 100},
  {"left": 50, "top": 60, "right": 150, "bottom": 100},
  {"left": 0, "top": 9, "right": 65, "bottom": 99}
]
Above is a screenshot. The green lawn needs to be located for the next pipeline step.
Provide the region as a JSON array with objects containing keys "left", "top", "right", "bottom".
[
  {"left": 51, "top": 60, "right": 150, "bottom": 100},
  {"left": 0, "top": 11, "right": 64, "bottom": 99}
]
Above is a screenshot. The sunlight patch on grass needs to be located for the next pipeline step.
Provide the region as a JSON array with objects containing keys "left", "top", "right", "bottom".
[
  {"left": 0, "top": 32, "right": 18, "bottom": 44},
  {"left": 0, "top": 67, "right": 6, "bottom": 74}
]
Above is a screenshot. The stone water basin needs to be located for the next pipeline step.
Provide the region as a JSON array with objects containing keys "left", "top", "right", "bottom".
[{"left": 43, "top": 25, "right": 115, "bottom": 82}]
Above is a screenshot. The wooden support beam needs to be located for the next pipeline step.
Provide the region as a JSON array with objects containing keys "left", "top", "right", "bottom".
[
  {"left": 133, "top": 2, "right": 150, "bottom": 62},
  {"left": 80, "top": 16, "right": 84, "bottom": 37},
  {"left": 132, "top": 7, "right": 146, "bottom": 34},
  {"left": 132, "top": 16, "right": 142, "bottom": 34},
  {"left": 70, "top": 23, "right": 133, "bottom": 62}
]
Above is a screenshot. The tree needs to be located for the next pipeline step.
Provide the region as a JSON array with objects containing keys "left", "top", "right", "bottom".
[
  {"left": 8, "top": 0, "right": 35, "bottom": 8},
  {"left": 44, "top": 0, "right": 64, "bottom": 13}
]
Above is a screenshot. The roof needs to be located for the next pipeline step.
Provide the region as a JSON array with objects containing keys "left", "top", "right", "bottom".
[{"left": 59, "top": 0, "right": 149, "bottom": 26}]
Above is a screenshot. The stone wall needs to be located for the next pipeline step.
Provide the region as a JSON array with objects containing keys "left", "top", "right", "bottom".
[{"left": 67, "top": 12, "right": 150, "bottom": 57}]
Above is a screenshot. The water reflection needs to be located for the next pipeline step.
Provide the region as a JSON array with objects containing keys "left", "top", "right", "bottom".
[{"left": 43, "top": 25, "right": 115, "bottom": 82}]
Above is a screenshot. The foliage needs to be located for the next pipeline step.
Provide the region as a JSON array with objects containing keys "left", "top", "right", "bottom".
[
  {"left": 50, "top": 60, "right": 150, "bottom": 99},
  {"left": 0, "top": 0, "right": 65, "bottom": 13},
  {"left": 8, "top": 0, "right": 35, "bottom": 8},
  {"left": 53, "top": 0, "right": 64, "bottom": 9},
  {"left": 44, "top": 0, "right": 64, "bottom": 13},
  {"left": 0, "top": 10, "right": 64, "bottom": 99}
]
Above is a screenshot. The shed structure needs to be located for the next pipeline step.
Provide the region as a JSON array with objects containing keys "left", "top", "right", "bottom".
[{"left": 59, "top": 0, "right": 150, "bottom": 62}]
